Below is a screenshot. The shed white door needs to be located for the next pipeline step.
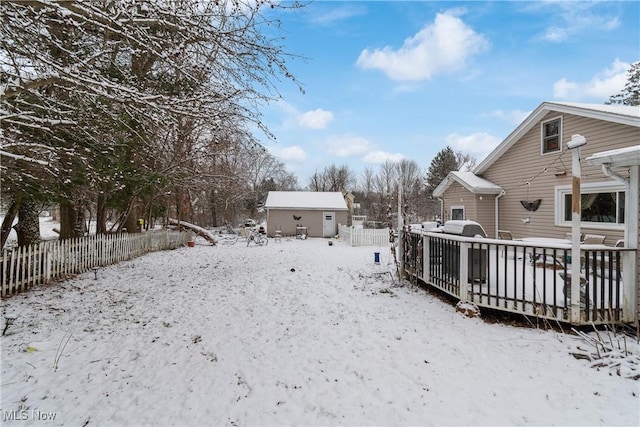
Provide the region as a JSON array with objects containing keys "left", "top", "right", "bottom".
[{"left": 322, "top": 212, "right": 335, "bottom": 237}]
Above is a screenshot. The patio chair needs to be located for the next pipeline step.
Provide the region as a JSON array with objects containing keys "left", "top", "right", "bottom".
[
  {"left": 583, "top": 234, "right": 606, "bottom": 245},
  {"left": 564, "top": 232, "right": 583, "bottom": 241},
  {"left": 497, "top": 230, "right": 513, "bottom": 240}
]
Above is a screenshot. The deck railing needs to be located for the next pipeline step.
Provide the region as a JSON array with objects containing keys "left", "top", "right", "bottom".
[
  {"left": 402, "top": 229, "right": 636, "bottom": 326},
  {"left": 1, "top": 230, "right": 192, "bottom": 297}
]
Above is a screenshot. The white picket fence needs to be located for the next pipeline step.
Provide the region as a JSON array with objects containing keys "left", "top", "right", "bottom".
[
  {"left": 338, "top": 224, "right": 391, "bottom": 247},
  {"left": 1, "top": 230, "right": 192, "bottom": 297}
]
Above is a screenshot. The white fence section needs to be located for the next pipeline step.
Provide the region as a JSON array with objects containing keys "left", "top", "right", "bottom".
[
  {"left": 1, "top": 230, "right": 192, "bottom": 297},
  {"left": 338, "top": 224, "right": 390, "bottom": 247}
]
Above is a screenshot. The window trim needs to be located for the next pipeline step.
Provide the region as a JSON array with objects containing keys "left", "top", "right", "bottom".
[
  {"left": 554, "top": 182, "right": 625, "bottom": 231},
  {"left": 450, "top": 205, "right": 465, "bottom": 220},
  {"left": 541, "top": 116, "right": 563, "bottom": 155}
]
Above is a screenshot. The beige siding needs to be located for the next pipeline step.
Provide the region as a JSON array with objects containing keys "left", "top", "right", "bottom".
[
  {"left": 481, "top": 111, "right": 637, "bottom": 244},
  {"left": 637, "top": 169, "right": 640, "bottom": 323},
  {"left": 442, "top": 182, "right": 475, "bottom": 221},
  {"left": 266, "top": 209, "right": 347, "bottom": 238},
  {"left": 440, "top": 183, "right": 497, "bottom": 237},
  {"left": 475, "top": 195, "right": 496, "bottom": 238}
]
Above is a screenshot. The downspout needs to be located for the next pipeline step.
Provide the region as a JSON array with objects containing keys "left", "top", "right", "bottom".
[
  {"left": 494, "top": 190, "right": 505, "bottom": 239},
  {"left": 437, "top": 197, "right": 444, "bottom": 222}
]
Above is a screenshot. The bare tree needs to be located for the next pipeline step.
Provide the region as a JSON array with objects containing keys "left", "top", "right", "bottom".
[
  {"left": 395, "top": 159, "right": 423, "bottom": 223},
  {"left": 308, "top": 164, "right": 356, "bottom": 192},
  {"left": 1, "top": 0, "right": 305, "bottom": 245}
]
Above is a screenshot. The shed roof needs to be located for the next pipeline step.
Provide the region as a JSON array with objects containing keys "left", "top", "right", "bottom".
[
  {"left": 264, "top": 191, "right": 348, "bottom": 210},
  {"left": 432, "top": 171, "right": 503, "bottom": 197},
  {"left": 474, "top": 102, "right": 640, "bottom": 175}
]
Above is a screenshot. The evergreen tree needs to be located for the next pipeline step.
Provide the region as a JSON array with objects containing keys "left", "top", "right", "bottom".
[
  {"left": 425, "top": 146, "right": 459, "bottom": 195},
  {"left": 607, "top": 61, "right": 640, "bottom": 106}
]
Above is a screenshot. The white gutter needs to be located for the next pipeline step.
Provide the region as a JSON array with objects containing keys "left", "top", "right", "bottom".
[{"left": 494, "top": 190, "right": 505, "bottom": 238}]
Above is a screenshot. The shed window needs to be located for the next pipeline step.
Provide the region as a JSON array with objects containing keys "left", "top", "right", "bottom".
[
  {"left": 451, "top": 205, "right": 465, "bottom": 220},
  {"left": 542, "top": 117, "right": 561, "bottom": 154}
]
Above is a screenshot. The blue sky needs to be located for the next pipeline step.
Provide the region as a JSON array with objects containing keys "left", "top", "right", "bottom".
[{"left": 258, "top": 1, "right": 639, "bottom": 186}]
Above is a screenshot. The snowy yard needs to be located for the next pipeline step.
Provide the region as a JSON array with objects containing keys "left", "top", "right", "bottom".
[{"left": 1, "top": 236, "right": 638, "bottom": 426}]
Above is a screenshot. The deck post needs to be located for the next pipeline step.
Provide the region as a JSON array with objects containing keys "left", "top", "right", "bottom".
[
  {"left": 459, "top": 241, "right": 469, "bottom": 301},
  {"left": 568, "top": 134, "right": 587, "bottom": 323}
]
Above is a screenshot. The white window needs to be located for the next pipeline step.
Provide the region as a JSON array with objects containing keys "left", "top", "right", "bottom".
[
  {"left": 451, "top": 205, "right": 465, "bottom": 220},
  {"left": 555, "top": 182, "right": 625, "bottom": 230},
  {"left": 541, "top": 117, "right": 562, "bottom": 154}
]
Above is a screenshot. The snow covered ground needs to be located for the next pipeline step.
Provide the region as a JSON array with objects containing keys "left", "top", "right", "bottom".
[{"left": 1, "top": 235, "right": 638, "bottom": 426}]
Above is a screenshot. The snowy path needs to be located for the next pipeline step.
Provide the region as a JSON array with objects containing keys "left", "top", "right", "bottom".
[{"left": 1, "top": 237, "right": 638, "bottom": 426}]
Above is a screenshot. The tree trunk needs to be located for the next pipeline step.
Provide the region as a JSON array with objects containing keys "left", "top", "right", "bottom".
[
  {"left": 0, "top": 198, "right": 21, "bottom": 249},
  {"left": 59, "top": 199, "right": 85, "bottom": 239},
  {"left": 14, "top": 198, "right": 40, "bottom": 246},
  {"left": 96, "top": 193, "right": 108, "bottom": 234},
  {"left": 123, "top": 205, "right": 139, "bottom": 233}
]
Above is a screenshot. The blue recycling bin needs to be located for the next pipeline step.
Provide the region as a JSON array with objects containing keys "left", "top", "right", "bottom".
[{"left": 374, "top": 252, "right": 380, "bottom": 264}]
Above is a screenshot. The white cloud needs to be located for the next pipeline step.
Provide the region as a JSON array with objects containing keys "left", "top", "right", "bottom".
[
  {"left": 446, "top": 132, "right": 501, "bottom": 161},
  {"left": 325, "top": 134, "right": 372, "bottom": 157},
  {"left": 362, "top": 150, "right": 405, "bottom": 164},
  {"left": 268, "top": 145, "right": 307, "bottom": 162},
  {"left": 356, "top": 10, "right": 489, "bottom": 81},
  {"left": 310, "top": 5, "right": 366, "bottom": 26},
  {"left": 539, "top": 2, "right": 621, "bottom": 42},
  {"left": 298, "top": 109, "right": 334, "bottom": 130},
  {"left": 553, "top": 59, "right": 629, "bottom": 100}
]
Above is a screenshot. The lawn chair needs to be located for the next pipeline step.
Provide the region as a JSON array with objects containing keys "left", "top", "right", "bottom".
[
  {"left": 583, "top": 234, "right": 606, "bottom": 245},
  {"left": 564, "top": 232, "right": 583, "bottom": 241},
  {"left": 498, "top": 230, "right": 513, "bottom": 240}
]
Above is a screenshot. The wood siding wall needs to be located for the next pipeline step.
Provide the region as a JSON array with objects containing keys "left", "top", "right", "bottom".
[
  {"left": 475, "top": 195, "right": 496, "bottom": 238},
  {"left": 481, "top": 111, "right": 638, "bottom": 244},
  {"left": 442, "top": 182, "right": 474, "bottom": 221},
  {"left": 440, "top": 183, "right": 496, "bottom": 237},
  {"left": 266, "top": 209, "right": 348, "bottom": 237},
  {"left": 637, "top": 169, "right": 640, "bottom": 322}
]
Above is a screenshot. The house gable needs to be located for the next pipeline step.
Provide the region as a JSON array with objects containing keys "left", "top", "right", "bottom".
[
  {"left": 475, "top": 102, "right": 640, "bottom": 175},
  {"left": 475, "top": 102, "right": 639, "bottom": 242},
  {"left": 433, "top": 171, "right": 503, "bottom": 197}
]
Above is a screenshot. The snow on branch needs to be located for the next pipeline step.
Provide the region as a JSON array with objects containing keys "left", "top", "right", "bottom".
[{"left": 0, "top": 150, "right": 50, "bottom": 166}]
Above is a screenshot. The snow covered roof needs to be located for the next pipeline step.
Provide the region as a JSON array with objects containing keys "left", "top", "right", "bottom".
[
  {"left": 264, "top": 191, "right": 348, "bottom": 210},
  {"left": 586, "top": 145, "right": 640, "bottom": 167},
  {"left": 432, "top": 171, "right": 503, "bottom": 197},
  {"left": 474, "top": 102, "right": 640, "bottom": 175}
]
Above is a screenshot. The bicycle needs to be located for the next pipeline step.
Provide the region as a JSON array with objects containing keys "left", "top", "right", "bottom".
[
  {"left": 246, "top": 228, "right": 268, "bottom": 246},
  {"left": 217, "top": 222, "right": 239, "bottom": 245}
]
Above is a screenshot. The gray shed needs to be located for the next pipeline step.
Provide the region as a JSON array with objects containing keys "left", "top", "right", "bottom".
[{"left": 264, "top": 191, "right": 348, "bottom": 238}]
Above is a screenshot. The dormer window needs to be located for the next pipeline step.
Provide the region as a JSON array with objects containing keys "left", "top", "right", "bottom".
[{"left": 541, "top": 117, "right": 561, "bottom": 154}]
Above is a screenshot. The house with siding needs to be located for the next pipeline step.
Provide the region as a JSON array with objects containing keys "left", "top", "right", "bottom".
[
  {"left": 431, "top": 101, "right": 639, "bottom": 325},
  {"left": 264, "top": 191, "right": 349, "bottom": 238},
  {"left": 433, "top": 101, "right": 640, "bottom": 245},
  {"left": 586, "top": 145, "right": 640, "bottom": 324}
]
